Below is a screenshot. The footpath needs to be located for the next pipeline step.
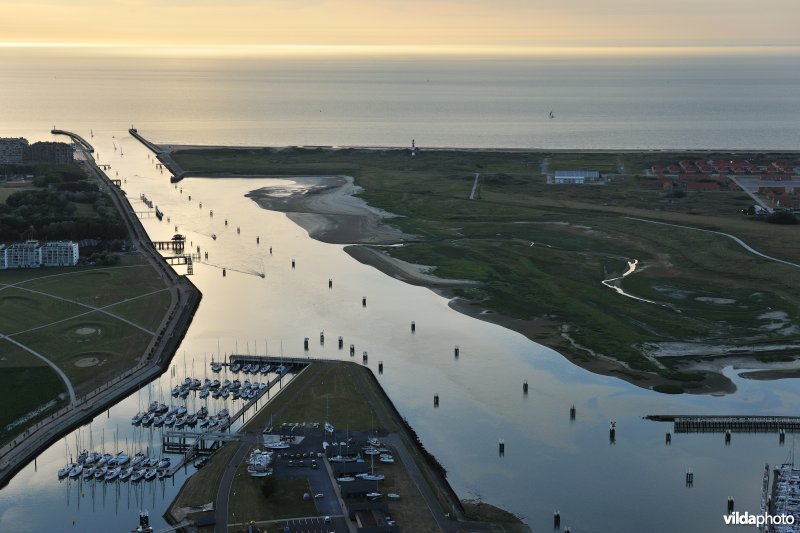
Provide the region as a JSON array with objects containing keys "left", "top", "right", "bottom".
[{"left": 0, "top": 131, "right": 202, "bottom": 488}]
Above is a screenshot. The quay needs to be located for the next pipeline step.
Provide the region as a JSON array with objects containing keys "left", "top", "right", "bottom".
[
  {"left": 0, "top": 129, "right": 202, "bottom": 488},
  {"left": 51, "top": 128, "right": 94, "bottom": 152},
  {"left": 217, "top": 354, "right": 315, "bottom": 369},
  {"left": 646, "top": 415, "right": 800, "bottom": 433},
  {"left": 129, "top": 128, "right": 187, "bottom": 182}
]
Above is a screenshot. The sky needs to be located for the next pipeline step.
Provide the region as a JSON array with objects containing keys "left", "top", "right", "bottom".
[{"left": 1, "top": 0, "right": 798, "bottom": 53}]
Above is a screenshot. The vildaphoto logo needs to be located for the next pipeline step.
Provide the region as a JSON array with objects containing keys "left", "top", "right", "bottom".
[{"left": 723, "top": 512, "right": 795, "bottom": 526}]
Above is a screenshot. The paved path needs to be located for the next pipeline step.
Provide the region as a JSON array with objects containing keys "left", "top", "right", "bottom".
[
  {"left": 728, "top": 176, "right": 773, "bottom": 211},
  {"left": 8, "top": 287, "right": 166, "bottom": 336},
  {"left": 0, "top": 334, "right": 76, "bottom": 403},
  {"left": 345, "top": 366, "right": 458, "bottom": 531},
  {"left": 625, "top": 217, "right": 800, "bottom": 269},
  {"left": 8, "top": 284, "right": 156, "bottom": 335},
  {"left": 0, "top": 131, "right": 200, "bottom": 488},
  {"left": 469, "top": 173, "right": 480, "bottom": 200}
]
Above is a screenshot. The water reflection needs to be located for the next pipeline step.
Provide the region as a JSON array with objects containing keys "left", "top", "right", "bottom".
[{"left": 0, "top": 129, "right": 797, "bottom": 532}]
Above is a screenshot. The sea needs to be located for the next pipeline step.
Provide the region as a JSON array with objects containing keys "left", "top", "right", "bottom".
[{"left": 0, "top": 47, "right": 799, "bottom": 533}]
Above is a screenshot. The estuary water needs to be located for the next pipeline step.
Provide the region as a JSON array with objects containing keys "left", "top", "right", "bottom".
[{"left": 1, "top": 49, "right": 800, "bottom": 532}]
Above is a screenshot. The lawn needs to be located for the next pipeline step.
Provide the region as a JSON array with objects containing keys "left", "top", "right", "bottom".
[
  {"left": 13, "top": 312, "right": 153, "bottom": 396},
  {"left": 228, "top": 462, "right": 316, "bottom": 526},
  {"left": 246, "top": 363, "right": 376, "bottom": 432},
  {"left": 105, "top": 289, "right": 171, "bottom": 331},
  {"left": 0, "top": 341, "right": 68, "bottom": 446}
]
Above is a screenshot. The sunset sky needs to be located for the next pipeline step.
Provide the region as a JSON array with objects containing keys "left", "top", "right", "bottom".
[{"left": 1, "top": 0, "right": 798, "bottom": 53}]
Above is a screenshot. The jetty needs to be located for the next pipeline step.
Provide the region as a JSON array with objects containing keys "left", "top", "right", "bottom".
[
  {"left": 646, "top": 415, "right": 800, "bottom": 433},
  {"left": 129, "top": 128, "right": 187, "bottom": 182},
  {"left": 51, "top": 128, "right": 94, "bottom": 153}
]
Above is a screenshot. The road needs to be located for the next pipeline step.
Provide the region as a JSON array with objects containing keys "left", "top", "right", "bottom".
[
  {"left": 625, "top": 216, "right": 800, "bottom": 269},
  {"left": 0, "top": 334, "right": 76, "bottom": 403}
]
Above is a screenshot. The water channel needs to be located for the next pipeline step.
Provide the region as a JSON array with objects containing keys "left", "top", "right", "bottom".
[{"left": 1, "top": 129, "right": 799, "bottom": 533}]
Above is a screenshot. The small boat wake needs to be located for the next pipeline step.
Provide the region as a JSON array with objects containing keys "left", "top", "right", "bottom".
[{"left": 200, "top": 259, "right": 265, "bottom": 279}]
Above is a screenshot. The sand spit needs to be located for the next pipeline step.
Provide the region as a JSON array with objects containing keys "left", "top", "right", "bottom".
[{"left": 246, "top": 176, "right": 412, "bottom": 245}]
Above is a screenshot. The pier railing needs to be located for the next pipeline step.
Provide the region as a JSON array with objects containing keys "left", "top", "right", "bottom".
[{"left": 646, "top": 415, "right": 800, "bottom": 433}]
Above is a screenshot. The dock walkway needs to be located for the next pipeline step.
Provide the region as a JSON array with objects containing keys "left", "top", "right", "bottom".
[{"left": 646, "top": 415, "right": 800, "bottom": 433}]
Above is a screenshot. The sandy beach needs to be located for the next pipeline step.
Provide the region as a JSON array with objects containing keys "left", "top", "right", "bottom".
[{"left": 246, "top": 175, "right": 412, "bottom": 245}]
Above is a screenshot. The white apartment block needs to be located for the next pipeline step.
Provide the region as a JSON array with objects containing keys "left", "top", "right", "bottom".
[
  {"left": 0, "top": 240, "right": 79, "bottom": 269},
  {"left": 41, "top": 241, "right": 80, "bottom": 267}
]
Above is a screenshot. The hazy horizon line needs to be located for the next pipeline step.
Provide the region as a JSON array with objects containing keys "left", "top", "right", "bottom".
[{"left": 2, "top": 42, "right": 799, "bottom": 58}]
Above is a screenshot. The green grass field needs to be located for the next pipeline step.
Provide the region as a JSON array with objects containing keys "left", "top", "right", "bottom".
[
  {"left": 0, "top": 341, "right": 68, "bottom": 446},
  {"left": 228, "top": 466, "right": 316, "bottom": 527},
  {"left": 0, "top": 253, "right": 169, "bottom": 439},
  {"left": 172, "top": 147, "right": 800, "bottom": 388},
  {"left": 242, "top": 364, "right": 376, "bottom": 432}
]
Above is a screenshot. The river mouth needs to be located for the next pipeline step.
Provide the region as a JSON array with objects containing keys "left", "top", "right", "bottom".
[{"left": 245, "top": 176, "right": 412, "bottom": 245}]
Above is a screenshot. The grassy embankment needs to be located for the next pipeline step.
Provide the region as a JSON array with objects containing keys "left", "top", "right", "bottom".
[
  {"left": 0, "top": 163, "right": 171, "bottom": 445},
  {"left": 0, "top": 256, "right": 170, "bottom": 444},
  {"left": 171, "top": 148, "right": 800, "bottom": 391}
]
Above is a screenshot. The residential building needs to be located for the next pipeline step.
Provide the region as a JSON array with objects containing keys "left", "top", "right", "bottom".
[
  {"left": 0, "top": 138, "right": 29, "bottom": 164},
  {"left": 41, "top": 241, "right": 80, "bottom": 266},
  {"left": 553, "top": 170, "right": 601, "bottom": 185},
  {"left": 1, "top": 240, "right": 42, "bottom": 269},
  {"left": 0, "top": 240, "right": 80, "bottom": 269}
]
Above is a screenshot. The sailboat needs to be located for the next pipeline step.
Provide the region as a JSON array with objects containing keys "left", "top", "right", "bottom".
[{"left": 549, "top": 111, "right": 555, "bottom": 119}]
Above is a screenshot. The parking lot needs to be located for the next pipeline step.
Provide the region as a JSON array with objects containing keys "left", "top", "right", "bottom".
[{"left": 280, "top": 515, "right": 348, "bottom": 533}]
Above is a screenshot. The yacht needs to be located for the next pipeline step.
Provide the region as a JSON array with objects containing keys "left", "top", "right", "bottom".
[
  {"left": 58, "top": 463, "right": 76, "bottom": 479},
  {"left": 68, "top": 464, "right": 83, "bottom": 479}
]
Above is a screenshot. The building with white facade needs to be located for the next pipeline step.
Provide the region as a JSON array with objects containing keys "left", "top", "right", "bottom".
[
  {"left": 41, "top": 241, "right": 80, "bottom": 267},
  {"left": 0, "top": 240, "right": 79, "bottom": 269},
  {"left": 553, "top": 170, "right": 602, "bottom": 184}
]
